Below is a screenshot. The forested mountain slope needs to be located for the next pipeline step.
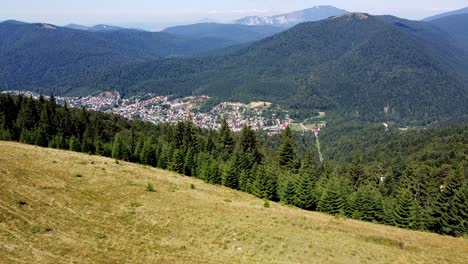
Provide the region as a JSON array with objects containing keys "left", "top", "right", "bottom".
[
  {"left": 429, "top": 14, "right": 468, "bottom": 54},
  {"left": 0, "top": 20, "right": 234, "bottom": 95},
  {"left": 423, "top": 6, "right": 468, "bottom": 21},
  {"left": 71, "top": 13, "right": 468, "bottom": 125},
  {"left": 235, "top": 6, "right": 347, "bottom": 27},
  {"left": 163, "top": 23, "right": 284, "bottom": 45},
  {"left": 2, "top": 14, "right": 468, "bottom": 124}
]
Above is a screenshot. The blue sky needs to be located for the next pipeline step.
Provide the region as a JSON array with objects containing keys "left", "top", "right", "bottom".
[{"left": 1, "top": 0, "right": 467, "bottom": 28}]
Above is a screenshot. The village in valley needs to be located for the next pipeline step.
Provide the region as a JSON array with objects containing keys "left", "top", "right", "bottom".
[{"left": 2, "top": 90, "right": 326, "bottom": 134}]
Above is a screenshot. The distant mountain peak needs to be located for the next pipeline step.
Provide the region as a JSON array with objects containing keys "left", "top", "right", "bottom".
[
  {"left": 39, "top": 23, "right": 57, "bottom": 30},
  {"left": 1, "top": 20, "right": 27, "bottom": 25},
  {"left": 423, "top": 6, "right": 468, "bottom": 21},
  {"left": 235, "top": 6, "right": 348, "bottom": 27},
  {"left": 330, "top": 12, "right": 370, "bottom": 20}
]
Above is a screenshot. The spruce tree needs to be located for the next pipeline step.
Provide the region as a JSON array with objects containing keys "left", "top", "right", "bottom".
[
  {"left": 207, "top": 161, "right": 221, "bottom": 184},
  {"left": 184, "top": 148, "right": 196, "bottom": 176},
  {"left": 34, "top": 105, "right": 52, "bottom": 147},
  {"left": 218, "top": 119, "right": 234, "bottom": 160},
  {"left": 295, "top": 172, "right": 316, "bottom": 210},
  {"left": 431, "top": 176, "right": 463, "bottom": 234},
  {"left": 408, "top": 200, "right": 428, "bottom": 231},
  {"left": 436, "top": 181, "right": 468, "bottom": 236},
  {"left": 158, "top": 144, "right": 173, "bottom": 169},
  {"left": 112, "top": 133, "right": 130, "bottom": 161},
  {"left": 69, "top": 136, "right": 82, "bottom": 152},
  {"left": 222, "top": 162, "right": 239, "bottom": 189},
  {"left": 169, "top": 149, "right": 185, "bottom": 174},
  {"left": 174, "top": 122, "right": 185, "bottom": 149},
  {"left": 252, "top": 165, "right": 278, "bottom": 201},
  {"left": 317, "top": 175, "right": 349, "bottom": 215},
  {"left": 237, "top": 125, "right": 262, "bottom": 170},
  {"left": 393, "top": 188, "right": 413, "bottom": 228},
  {"left": 283, "top": 180, "right": 296, "bottom": 205},
  {"left": 278, "top": 126, "right": 295, "bottom": 167},
  {"left": 140, "top": 139, "right": 157, "bottom": 167},
  {"left": 349, "top": 185, "right": 384, "bottom": 222}
]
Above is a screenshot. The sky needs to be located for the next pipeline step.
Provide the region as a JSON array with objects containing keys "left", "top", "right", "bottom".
[{"left": 1, "top": 0, "right": 467, "bottom": 30}]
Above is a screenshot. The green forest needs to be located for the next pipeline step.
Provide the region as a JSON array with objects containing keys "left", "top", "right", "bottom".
[
  {"left": 0, "top": 93, "right": 467, "bottom": 237},
  {"left": 2, "top": 15, "right": 468, "bottom": 125}
]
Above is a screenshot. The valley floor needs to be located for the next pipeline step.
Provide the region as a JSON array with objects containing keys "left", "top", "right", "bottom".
[{"left": 0, "top": 141, "right": 467, "bottom": 263}]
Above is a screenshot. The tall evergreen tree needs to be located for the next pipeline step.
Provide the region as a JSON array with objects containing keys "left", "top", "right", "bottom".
[
  {"left": 169, "top": 149, "right": 185, "bottom": 173},
  {"left": 295, "top": 171, "right": 316, "bottom": 210},
  {"left": 392, "top": 188, "right": 414, "bottom": 228},
  {"left": 218, "top": 119, "right": 234, "bottom": 160},
  {"left": 283, "top": 180, "right": 296, "bottom": 205},
  {"left": 140, "top": 139, "right": 157, "bottom": 167},
  {"left": 112, "top": 133, "right": 130, "bottom": 161},
  {"left": 222, "top": 162, "right": 239, "bottom": 190},
  {"left": 184, "top": 147, "right": 196, "bottom": 176},
  {"left": 278, "top": 126, "right": 295, "bottom": 167},
  {"left": 318, "top": 175, "right": 350, "bottom": 215},
  {"left": 252, "top": 165, "right": 278, "bottom": 201}
]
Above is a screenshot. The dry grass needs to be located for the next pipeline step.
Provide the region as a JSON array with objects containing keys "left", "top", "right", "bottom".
[{"left": 0, "top": 141, "right": 467, "bottom": 263}]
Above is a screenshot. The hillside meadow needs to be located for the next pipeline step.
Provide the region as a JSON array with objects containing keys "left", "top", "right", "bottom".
[{"left": 0, "top": 141, "right": 467, "bottom": 263}]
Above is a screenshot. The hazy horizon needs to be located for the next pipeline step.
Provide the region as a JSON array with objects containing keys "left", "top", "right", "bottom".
[{"left": 1, "top": 0, "right": 467, "bottom": 30}]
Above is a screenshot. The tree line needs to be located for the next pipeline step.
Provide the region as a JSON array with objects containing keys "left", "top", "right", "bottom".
[{"left": 0, "top": 93, "right": 466, "bottom": 237}]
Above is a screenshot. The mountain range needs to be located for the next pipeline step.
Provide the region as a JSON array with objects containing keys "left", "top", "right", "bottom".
[
  {"left": 1, "top": 7, "right": 468, "bottom": 125},
  {"left": 65, "top": 24, "right": 126, "bottom": 31},
  {"left": 428, "top": 14, "right": 468, "bottom": 54},
  {"left": 235, "top": 6, "right": 347, "bottom": 27},
  {"left": 162, "top": 23, "right": 283, "bottom": 45},
  {"left": 423, "top": 6, "right": 468, "bottom": 21}
]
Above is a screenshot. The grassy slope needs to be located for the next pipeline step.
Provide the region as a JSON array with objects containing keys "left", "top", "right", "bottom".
[{"left": 0, "top": 141, "right": 467, "bottom": 264}]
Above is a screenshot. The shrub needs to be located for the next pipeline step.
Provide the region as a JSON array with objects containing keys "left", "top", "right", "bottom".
[{"left": 146, "top": 182, "right": 155, "bottom": 192}]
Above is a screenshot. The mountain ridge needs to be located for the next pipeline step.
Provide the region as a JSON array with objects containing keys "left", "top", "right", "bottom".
[
  {"left": 235, "top": 6, "right": 347, "bottom": 26},
  {"left": 423, "top": 6, "right": 468, "bottom": 21},
  {"left": 162, "top": 23, "right": 284, "bottom": 44},
  {"left": 67, "top": 13, "right": 468, "bottom": 124}
]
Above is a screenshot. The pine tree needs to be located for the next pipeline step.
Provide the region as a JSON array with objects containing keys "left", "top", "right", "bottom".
[
  {"left": 431, "top": 176, "right": 463, "bottom": 234},
  {"left": 252, "top": 165, "right": 278, "bottom": 201},
  {"left": 34, "top": 104, "right": 53, "bottom": 147},
  {"left": 69, "top": 136, "right": 82, "bottom": 152},
  {"left": 408, "top": 200, "right": 428, "bottom": 231},
  {"left": 278, "top": 126, "right": 295, "bottom": 167},
  {"left": 349, "top": 157, "right": 367, "bottom": 190},
  {"left": 218, "top": 119, "right": 234, "bottom": 160},
  {"left": 348, "top": 185, "right": 384, "bottom": 222},
  {"left": 158, "top": 144, "right": 173, "bottom": 169},
  {"left": 16, "top": 97, "right": 38, "bottom": 132},
  {"left": 393, "top": 188, "right": 413, "bottom": 228},
  {"left": 169, "top": 149, "right": 185, "bottom": 173},
  {"left": 237, "top": 125, "right": 262, "bottom": 170},
  {"left": 222, "top": 162, "right": 239, "bottom": 189},
  {"left": 140, "top": 139, "right": 157, "bottom": 167},
  {"left": 283, "top": 180, "right": 296, "bottom": 205},
  {"left": 184, "top": 148, "right": 195, "bottom": 176},
  {"left": 445, "top": 183, "right": 468, "bottom": 237},
  {"left": 207, "top": 161, "right": 221, "bottom": 184},
  {"left": 112, "top": 133, "right": 130, "bottom": 161},
  {"left": 182, "top": 120, "right": 194, "bottom": 151},
  {"left": 133, "top": 138, "right": 145, "bottom": 163},
  {"left": 173, "top": 122, "right": 185, "bottom": 149},
  {"left": 317, "top": 175, "right": 350, "bottom": 215},
  {"left": 295, "top": 171, "right": 316, "bottom": 210}
]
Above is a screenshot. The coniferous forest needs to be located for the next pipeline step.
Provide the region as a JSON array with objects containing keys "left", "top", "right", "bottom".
[{"left": 0, "top": 93, "right": 467, "bottom": 237}]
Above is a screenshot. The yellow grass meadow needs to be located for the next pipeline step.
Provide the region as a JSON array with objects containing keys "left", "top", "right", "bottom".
[{"left": 0, "top": 141, "right": 467, "bottom": 263}]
